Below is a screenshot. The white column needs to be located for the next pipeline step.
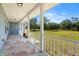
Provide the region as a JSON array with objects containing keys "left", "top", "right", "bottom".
[
  {"left": 27, "top": 15, "right": 30, "bottom": 40},
  {"left": 40, "top": 4, "right": 44, "bottom": 50}
]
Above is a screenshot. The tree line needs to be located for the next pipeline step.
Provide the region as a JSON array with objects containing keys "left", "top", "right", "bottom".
[{"left": 30, "top": 17, "right": 79, "bottom": 31}]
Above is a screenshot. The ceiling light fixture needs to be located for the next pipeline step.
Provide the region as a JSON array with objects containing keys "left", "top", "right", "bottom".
[{"left": 17, "top": 3, "right": 23, "bottom": 7}]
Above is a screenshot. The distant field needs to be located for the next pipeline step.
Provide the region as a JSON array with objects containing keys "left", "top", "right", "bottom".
[{"left": 29, "top": 30, "right": 79, "bottom": 56}]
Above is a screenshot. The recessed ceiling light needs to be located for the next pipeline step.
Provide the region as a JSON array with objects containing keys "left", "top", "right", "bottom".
[{"left": 17, "top": 3, "right": 23, "bottom": 7}]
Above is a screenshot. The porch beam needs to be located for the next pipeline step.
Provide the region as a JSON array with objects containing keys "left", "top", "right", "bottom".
[{"left": 40, "top": 3, "right": 44, "bottom": 51}]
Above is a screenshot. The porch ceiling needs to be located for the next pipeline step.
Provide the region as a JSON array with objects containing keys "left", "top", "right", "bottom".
[
  {"left": 1, "top": 3, "right": 58, "bottom": 22},
  {"left": 2, "top": 3, "right": 37, "bottom": 22}
]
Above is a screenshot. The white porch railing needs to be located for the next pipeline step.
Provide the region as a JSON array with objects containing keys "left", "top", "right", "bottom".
[{"left": 44, "top": 36, "right": 79, "bottom": 56}]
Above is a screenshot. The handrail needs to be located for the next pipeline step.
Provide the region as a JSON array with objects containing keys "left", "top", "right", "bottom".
[{"left": 45, "top": 35, "right": 79, "bottom": 43}]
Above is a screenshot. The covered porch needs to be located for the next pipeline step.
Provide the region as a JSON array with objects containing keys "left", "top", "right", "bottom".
[{"left": 0, "top": 3, "right": 58, "bottom": 56}]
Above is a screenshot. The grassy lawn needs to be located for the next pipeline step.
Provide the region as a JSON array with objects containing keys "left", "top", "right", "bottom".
[
  {"left": 29, "top": 30, "right": 79, "bottom": 56},
  {"left": 30, "top": 30, "right": 79, "bottom": 40}
]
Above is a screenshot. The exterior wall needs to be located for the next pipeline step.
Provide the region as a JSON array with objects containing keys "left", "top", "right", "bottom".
[
  {"left": 9, "top": 22, "right": 19, "bottom": 35},
  {"left": 0, "top": 4, "right": 9, "bottom": 49}
]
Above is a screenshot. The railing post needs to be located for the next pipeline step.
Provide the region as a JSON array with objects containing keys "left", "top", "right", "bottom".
[{"left": 40, "top": 3, "right": 44, "bottom": 51}]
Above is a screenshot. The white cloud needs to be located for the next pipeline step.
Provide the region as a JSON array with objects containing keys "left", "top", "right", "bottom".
[{"left": 44, "top": 11, "right": 67, "bottom": 23}]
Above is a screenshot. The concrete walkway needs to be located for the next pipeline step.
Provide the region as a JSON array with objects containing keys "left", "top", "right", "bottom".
[{"left": 3, "top": 35, "right": 47, "bottom": 56}]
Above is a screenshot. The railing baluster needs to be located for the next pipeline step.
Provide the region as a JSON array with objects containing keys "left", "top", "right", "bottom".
[
  {"left": 45, "top": 36, "right": 47, "bottom": 52},
  {"left": 48, "top": 36, "right": 49, "bottom": 54},
  {"left": 57, "top": 39, "right": 59, "bottom": 55},
  {"left": 44, "top": 36, "right": 45, "bottom": 51},
  {"left": 67, "top": 40, "right": 69, "bottom": 55},
  {"left": 46, "top": 36, "right": 47, "bottom": 53},
  {"left": 74, "top": 42, "right": 77, "bottom": 56},
  {"left": 50, "top": 36, "right": 51, "bottom": 55},
  {"left": 52, "top": 36, "right": 54, "bottom": 56},
  {"left": 61, "top": 39, "right": 63, "bottom": 56},
  {"left": 58, "top": 40, "right": 60, "bottom": 55},
  {"left": 49, "top": 36, "right": 50, "bottom": 55},
  {"left": 54, "top": 37, "right": 55, "bottom": 56}
]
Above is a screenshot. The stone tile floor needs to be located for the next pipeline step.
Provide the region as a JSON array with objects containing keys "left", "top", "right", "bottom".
[{"left": 3, "top": 35, "right": 47, "bottom": 56}]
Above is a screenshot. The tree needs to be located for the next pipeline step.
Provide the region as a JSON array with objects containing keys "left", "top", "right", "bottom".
[
  {"left": 44, "top": 17, "right": 49, "bottom": 29},
  {"left": 75, "top": 21, "right": 79, "bottom": 31},
  {"left": 36, "top": 23, "right": 40, "bottom": 29},
  {"left": 52, "top": 23, "right": 60, "bottom": 29},
  {"left": 30, "top": 17, "right": 37, "bottom": 31},
  {"left": 71, "top": 17, "right": 78, "bottom": 23},
  {"left": 47, "top": 22, "right": 53, "bottom": 29},
  {"left": 71, "top": 17, "right": 79, "bottom": 31},
  {"left": 48, "top": 22, "right": 60, "bottom": 29},
  {"left": 61, "top": 19, "right": 72, "bottom": 30}
]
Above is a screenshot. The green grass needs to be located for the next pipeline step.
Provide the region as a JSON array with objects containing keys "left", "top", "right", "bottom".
[
  {"left": 30, "top": 30, "right": 79, "bottom": 40},
  {"left": 29, "top": 30, "right": 79, "bottom": 56}
]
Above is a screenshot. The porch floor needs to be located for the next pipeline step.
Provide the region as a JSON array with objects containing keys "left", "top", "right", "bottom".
[{"left": 3, "top": 35, "right": 47, "bottom": 56}]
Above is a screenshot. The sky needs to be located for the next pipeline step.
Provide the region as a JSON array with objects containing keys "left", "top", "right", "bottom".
[{"left": 35, "top": 3, "right": 79, "bottom": 23}]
